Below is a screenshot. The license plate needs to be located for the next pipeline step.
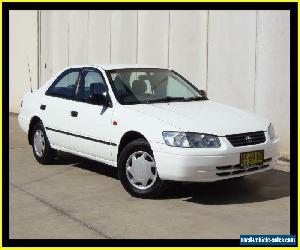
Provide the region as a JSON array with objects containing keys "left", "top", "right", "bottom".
[{"left": 240, "top": 150, "right": 264, "bottom": 167}]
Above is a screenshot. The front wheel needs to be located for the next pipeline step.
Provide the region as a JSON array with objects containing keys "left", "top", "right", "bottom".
[{"left": 118, "top": 139, "right": 166, "bottom": 198}]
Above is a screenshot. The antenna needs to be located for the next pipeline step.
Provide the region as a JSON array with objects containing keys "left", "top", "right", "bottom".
[{"left": 26, "top": 56, "right": 33, "bottom": 93}]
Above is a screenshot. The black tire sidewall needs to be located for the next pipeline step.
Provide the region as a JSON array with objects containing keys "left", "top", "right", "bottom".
[
  {"left": 118, "top": 139, "right": 164, "bottom": 198},
  {"left": 31, "top": 121, "right": 54, "bottom": 164}
]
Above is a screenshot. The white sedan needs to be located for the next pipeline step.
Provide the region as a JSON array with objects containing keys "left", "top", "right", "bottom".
[{"left": 18, "top": 64, "right": 280, "bottom": 198}]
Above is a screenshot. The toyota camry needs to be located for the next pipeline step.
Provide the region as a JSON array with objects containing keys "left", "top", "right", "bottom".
[{"left": 18, "top": 64, "right": 280, "bottom": 198}]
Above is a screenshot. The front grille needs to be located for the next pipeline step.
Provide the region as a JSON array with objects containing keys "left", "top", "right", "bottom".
[{"left": 226, "top": 131, "right": 266, "bottom": 147}]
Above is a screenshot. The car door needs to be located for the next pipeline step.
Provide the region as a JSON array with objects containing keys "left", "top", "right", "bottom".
[
  {"left": 66, "top": 67, "right": 115, "bottom": 163},
  {"left": 42, "top": 68, "right": 81, "bottom": 149}
]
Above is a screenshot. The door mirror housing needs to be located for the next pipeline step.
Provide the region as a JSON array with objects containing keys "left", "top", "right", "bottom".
[
  {"left": 89, "top": 83, "right": 110, "bottom": 106},
  {"left": 199, "top": 90, "right": 207, "bottom": 99}
]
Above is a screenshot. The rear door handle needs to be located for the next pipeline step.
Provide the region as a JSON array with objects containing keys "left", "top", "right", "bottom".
[
  {"left": 70, "top": 111, "right": 78, "bottom": 117},
  {"left": 40, "top": 104, "right": 46, "bottom": 110}
]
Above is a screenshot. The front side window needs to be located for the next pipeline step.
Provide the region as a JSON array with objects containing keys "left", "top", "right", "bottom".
[
  {"left": 107, "top": 69, "right": 205, "bottom": 105},
  {"left": 47, "top": 69, "right": 80, "bottom": 99},
  {"left": 78, "top": 70, "right": 106, "bottom": 102}
]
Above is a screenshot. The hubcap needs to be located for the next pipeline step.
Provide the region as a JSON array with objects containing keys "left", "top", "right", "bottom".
[
  {"left": 33, "top": 129, "right": 45, "bottom": 157},
  {"left": 125, "top": 151, "right": 157, "bottom": 190}
]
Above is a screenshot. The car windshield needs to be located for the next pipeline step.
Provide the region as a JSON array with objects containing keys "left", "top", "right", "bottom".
[{"left": 107, "top": 68, "right": 206, "bottom": 105}]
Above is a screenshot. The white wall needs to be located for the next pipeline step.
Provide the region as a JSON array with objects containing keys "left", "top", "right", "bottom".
[
  {"left": 137, "top": 10, "right": 169, "bottom": 67},
  {"left": 208, "top": 10, "right": 256, "bottom": 111},
  {"left": 40, "top": 11, "right": 51, "bottom": 85},
  {"left": 88, "top": 11, "right": 111, "bottom": 64},
  {"left": 49, "top": 11, "right": 69, "bottom": 75},
  {"left": 111, "top": 11, "right": 137, "bottom": 64},
  {"left": 9, "top": 11, "right": 38, "bottom": 113},
  {"left": 9, "top": 10, "right": 290, "bottom": 156},
  {"left": 255, "top": 10, "right": 290, "bottom": 155},
  {"left": 169, "top": 10, "right": 208, "bottom": 89},
  {"left": 69, "top": 11, "right": 89, "bottom": 65}
]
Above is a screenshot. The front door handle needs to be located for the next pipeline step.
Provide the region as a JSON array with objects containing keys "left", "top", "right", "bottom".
[
  {"left": 40, "top": 104, "right": 46, "bottom": 110},
  {"left": 70, "top": 111, "right": 78, "bottom": 117}
]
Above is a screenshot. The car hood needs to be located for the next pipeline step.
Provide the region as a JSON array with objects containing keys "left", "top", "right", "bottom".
[{"left": 127, "top": 100, "right": 270, "bottom": 136}]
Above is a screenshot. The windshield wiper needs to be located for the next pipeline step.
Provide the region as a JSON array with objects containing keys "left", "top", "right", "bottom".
[
  {"left": 144, "top": 96, "right": 208, "bottom": 104},
  {"left": 145, "top": 96, "right": 186, "bottom": 104},
  {"left": 182, "top": 96, "right": 208, "bottom": 101}
]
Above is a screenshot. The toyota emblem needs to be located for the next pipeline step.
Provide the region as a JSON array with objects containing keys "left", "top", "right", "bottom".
[{"left": 245, "top": 135, "right": 252, "bottom": 142}]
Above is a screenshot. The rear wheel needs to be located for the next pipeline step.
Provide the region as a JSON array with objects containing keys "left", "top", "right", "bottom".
[
  {"left": 118, "top": 139, "right": 166, "bottom": 198},
  {"left": 31, "top": 121, "right": 56, "bottom": 164}
]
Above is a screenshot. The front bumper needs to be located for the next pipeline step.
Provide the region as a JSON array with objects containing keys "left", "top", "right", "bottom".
[{"left": 152, "top": 136, "right": 280, "bottom": 182}]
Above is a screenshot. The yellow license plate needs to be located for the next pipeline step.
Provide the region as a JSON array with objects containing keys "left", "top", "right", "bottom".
[{"left": 240, "top": 150, "right": 264, "bottom": 167}]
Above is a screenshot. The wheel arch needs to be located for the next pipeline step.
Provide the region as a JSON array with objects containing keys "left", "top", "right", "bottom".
[
  {"left": 28, "top": 116, "right": 42, "bottom": 145},
  {"left": 117, "top": 130, "right": 149, "bottom": 160}
]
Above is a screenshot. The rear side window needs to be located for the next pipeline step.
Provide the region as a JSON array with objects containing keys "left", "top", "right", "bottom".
[{"left": 46, "top": 69, "right": 80, "bottom": 99}]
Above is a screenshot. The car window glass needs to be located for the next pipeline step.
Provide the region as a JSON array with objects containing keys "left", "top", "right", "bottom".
[
  {"left": 79, "top": 70, "right": 106, "bottom": 102},
  {"left": 166, "top": 75, "right": 193, "bottom": 98},
  {"left": 109, "top": 69, "right": 200, "bottom": 104},
  {"left": 129, "top": 72, "right": 152, "bottom": 94},
  {"left": 47, "top": 70, "right": 79, "bottom": 98}
]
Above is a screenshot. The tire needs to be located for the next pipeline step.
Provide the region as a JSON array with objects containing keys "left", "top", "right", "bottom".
[
  {"left": 118, "top": 138, "right": 166, "bottom": 198},
  {"left": 31, "top": 121, "right": 56, "bottom": 164}
]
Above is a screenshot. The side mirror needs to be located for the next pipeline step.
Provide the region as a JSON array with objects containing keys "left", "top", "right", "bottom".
[
  {"left": 89, "top": 83, "right": 110, "bottom": 106},
  {"left": 199, "top": 90, "right": 207, "bottom": 99}
]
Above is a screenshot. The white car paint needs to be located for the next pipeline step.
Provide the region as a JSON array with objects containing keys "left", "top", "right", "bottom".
[{"left": 18, "top": 64, "right": 280, "bottom": 182}]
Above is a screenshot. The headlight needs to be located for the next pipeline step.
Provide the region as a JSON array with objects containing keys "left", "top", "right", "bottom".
[
  {"left": 268, "top": 123, "right": 275, "bottom": 140},
  {"left": 162, "top": 131, "right": 221, "bottom": 148}
]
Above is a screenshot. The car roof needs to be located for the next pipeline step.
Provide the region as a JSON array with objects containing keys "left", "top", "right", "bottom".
[{"left": 66, "top": 64, "right": 169, "bottom": 71}]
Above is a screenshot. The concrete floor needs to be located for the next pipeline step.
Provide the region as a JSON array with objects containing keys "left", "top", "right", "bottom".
[{"left": 9, "top": 113, "right": 290, "bottom": 239}]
